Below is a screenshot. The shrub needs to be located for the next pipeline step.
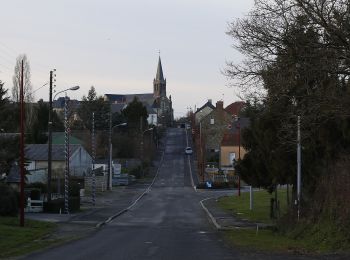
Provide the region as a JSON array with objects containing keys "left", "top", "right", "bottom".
[
  {"left": 44, "top": 197, "right": 80, "bottom": 213},
  {"left": 0, "top": 183, "right": 19, "bottom": 216},
  {"left": 129, "top": 166, "right": 142, "bottom": 179},
  {"left": 25, "top": 182, "right": 47, "bottom": 193},
  {"left": 30, "top": 188, "right": 41, "bottom": 200},
  {"left": 69, "top": 182, "right": 81, "bottom": 197}
]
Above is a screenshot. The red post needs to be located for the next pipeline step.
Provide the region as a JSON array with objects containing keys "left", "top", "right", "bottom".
[
  {"left": 237, "top": 118, "right": 241, "bottom": 196},
  {"left": 19, "top": 60, "right": 25, "bottom": 226}
]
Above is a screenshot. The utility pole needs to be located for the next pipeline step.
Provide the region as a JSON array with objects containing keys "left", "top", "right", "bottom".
[
  {"left": 297, "top": 115, "right": 301, "bottom": 220},
  {"left": 19, "top": 60, "right": 25, "bottom": 227},
  {"left": 108, "top": 111, "right": 112, "bottom": 190},
  {"left": 92, "top": 112, "right": 96, "bottom": 206},
  {"left": 47, "top": 69, "right": 55, "bottom": 203},
  {"left": 64, "top": 94, "right": 69, "bottom": 214}
]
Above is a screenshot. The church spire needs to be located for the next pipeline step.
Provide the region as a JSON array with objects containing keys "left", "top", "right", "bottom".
[
  {"left": 156, "top": 56, "right": 164, "bottom": 81},
  {"left": 153, "top": 55, "right": 166, "bottom": 98}
]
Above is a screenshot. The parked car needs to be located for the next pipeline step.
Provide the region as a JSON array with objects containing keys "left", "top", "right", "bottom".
[{"left": 185, "top": 147, "right": 193, "bottom": 155}]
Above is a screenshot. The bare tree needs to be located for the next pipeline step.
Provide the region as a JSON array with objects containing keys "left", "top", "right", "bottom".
[
  {"left": 12, "top": 54, "right": 35, "bottom": 129},
  {"left": 12, "top": 54, "right": 33, "bottom": 103}
]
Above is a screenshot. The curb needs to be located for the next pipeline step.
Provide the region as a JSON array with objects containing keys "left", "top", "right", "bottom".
[
  {"left": 95, "top": 151, "right": 165, "bottom": 228},
  {"left": 200, "top": 197, "right": 274, "bottom": 231},
  {"left": 200, "top": 197, "right": 222, "bottom": 230}
]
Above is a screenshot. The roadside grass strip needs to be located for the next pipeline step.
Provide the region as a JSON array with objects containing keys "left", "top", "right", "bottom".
[
  {"left": 0, "top": 217, "right": 58, "bottom": 258},
  {"left": 223, "top": 228, "right": 309, "bottom": 254},
  {"left": 217, "top": 189, "right": 350, "bottom": 254},
  {"left": 217, "top": 188, "right": 288, "bottom": 224}
]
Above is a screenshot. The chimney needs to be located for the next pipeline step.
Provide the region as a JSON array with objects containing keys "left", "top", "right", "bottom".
[
  {"left": 208, "top": 99, "right": 212, "bottom": 104},
  {"left": 216, "top": 101, "right": 223, "bottom": 110}
]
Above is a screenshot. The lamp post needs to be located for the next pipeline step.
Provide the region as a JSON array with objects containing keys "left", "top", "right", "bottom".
[
  {"left": 48, "top": 85, "right": 79, "bottom": 203},
  {"left": 92, "top": 112, "right": 96, "bottom": 206},
  {"left": 141, "top": 127, "right": 154, "bottom": 178},
  {"left": 108, "top": 121, "right": 127, "bottom": 190},
  {"left": 292, "top": 97, "right": 302, "bottom": 221},
  {"left": 297, "top": 115, "right": 301, "bottom": 221},
  {"left": 234, "top": 115, "right": 241, "bottom": 196}
]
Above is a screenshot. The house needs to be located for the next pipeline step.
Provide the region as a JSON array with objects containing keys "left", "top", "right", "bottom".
[
  {"left": 220, "top": 117, "right": 250, "bottom": 170},
  {"left": 200, "top": 101, "right": 232, "bottom": 155},
  {"left": 225, "top": 101, "right": 246, "bottom": 117},
  {"left": 25, "top": 144, "right": 92, "bottom": 178},
  {"left": 52, "top": 132, "right": 83, "bottom": 145},
  {"left": 6, "top": 163, "right": 20, "bottom": 190},
  {"left": 104, "top": 56, "right": 174, "bottom": 126},
  {"left": 194, "top": 99, "right": 215, "bottom": 124}
]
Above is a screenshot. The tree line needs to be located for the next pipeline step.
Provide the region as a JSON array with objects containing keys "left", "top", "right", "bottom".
[
  {"left": 0, "top": 75, "right": 153, "bottom": 177},
  {"left": 226, "top": 0, "right": 350, "bottom": 227}
]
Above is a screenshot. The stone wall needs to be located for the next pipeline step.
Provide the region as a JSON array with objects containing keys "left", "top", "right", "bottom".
[{"left": 84, "top": 175, "right": 107, "bottom": 193}]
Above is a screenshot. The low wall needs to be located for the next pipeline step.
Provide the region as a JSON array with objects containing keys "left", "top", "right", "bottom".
[{"left": 84, "top": 175, "right": 107, "bottom": 193}]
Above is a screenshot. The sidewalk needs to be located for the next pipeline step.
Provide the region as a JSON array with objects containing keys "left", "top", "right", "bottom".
[
  {"left": 201, "top": 197, "right": 273, "bottom": 230},
  {"left": 25, "top": 183, "right": 150, "bottom": 225}
]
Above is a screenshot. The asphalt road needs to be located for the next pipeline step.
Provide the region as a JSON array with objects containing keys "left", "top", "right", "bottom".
[{"left": 24, "top": 128, "right": 244, "bottom": 260}]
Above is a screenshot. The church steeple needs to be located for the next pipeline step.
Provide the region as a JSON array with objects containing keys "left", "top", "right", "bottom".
[
  {"left": 153, "top": 56, "right": 166, "bottom": 98},
  {"left": 156, "top": 56, "right": 164, "bottom": 81}
]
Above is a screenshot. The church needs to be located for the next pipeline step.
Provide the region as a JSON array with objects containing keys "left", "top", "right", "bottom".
[{"left": 104, "top": 57, "right": 174, "bottom": 127}]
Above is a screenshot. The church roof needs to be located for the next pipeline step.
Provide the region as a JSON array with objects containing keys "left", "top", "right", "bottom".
[
  {"left": 124, "top": 93, "right": 154, "bottom": 105},
  {"left": 155, "top": 56, "right": 164, "bottom": 81}
]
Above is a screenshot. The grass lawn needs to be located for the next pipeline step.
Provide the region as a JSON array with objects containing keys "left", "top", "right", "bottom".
[
  {"left": 217, "top": 188, "right": 339, "bottom": 254},
  {"left": 0, "top": 216, "right": 58, "bottom": 258},
  {"left": 223, "top": 228, "right": 309, "bottom": 254},
  {"left": 218, "top": 188, "right": 288, "bottom": 224}
]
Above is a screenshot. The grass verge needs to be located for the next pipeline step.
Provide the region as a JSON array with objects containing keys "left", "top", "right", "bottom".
[
  {"left": 217, "top": 188, "right": 348, "bottom": 254},
  {"left": 223, "top": 228, "right": 309, "bottom": 254},
  {"left": 0, "top": 216, "right": 59, "bottom": 258},
  {"left": 217, "top": 188, "right": 288, "bottom": 224}
]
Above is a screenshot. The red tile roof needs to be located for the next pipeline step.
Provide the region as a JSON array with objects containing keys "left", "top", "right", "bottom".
[{"left": 225, "top": 101, "right": 246, "bottom": 116}]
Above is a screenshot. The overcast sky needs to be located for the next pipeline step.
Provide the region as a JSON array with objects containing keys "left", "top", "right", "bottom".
[{"left": 0, "top": 0, "right": 254, "bottom": 117}]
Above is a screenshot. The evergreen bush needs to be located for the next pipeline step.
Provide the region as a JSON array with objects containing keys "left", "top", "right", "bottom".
[{"left": 0, "top": 183, "right": 19, "bottom": 216}]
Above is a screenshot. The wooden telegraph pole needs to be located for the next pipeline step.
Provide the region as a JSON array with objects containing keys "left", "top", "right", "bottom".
[{"left": 19, "top": 60, "right": 25, "bottom": 226}]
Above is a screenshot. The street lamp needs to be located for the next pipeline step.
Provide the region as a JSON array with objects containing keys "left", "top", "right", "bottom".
[
  {"left": 141, "top": 127, "right": 154, "bottom": 178},
  {"left": 292, "top": 97, "right": 302, "bottom": 221},
  {"left": 108, "top": 121, "right": 127, "bottom": 190},
  {"left": 234, "top": 115, "right": 241, "bottom": 196},
  {"left": 47, "top": 85, "right": 79, "bottom": 203}
]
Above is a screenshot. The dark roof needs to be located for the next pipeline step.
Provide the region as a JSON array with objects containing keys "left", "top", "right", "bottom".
[
  {"left": 221, "top": 117, "right": 250, "bottom": 146},
  {"left": 111, "top": 103, "right": 126, "bottom": 114},
  {"left": 25, "top": 144, "right": 84, "bottom": 161},
  {"left": 105, "top": 94, "right": 126, "bottom": 103},
  {"left": 196, "top": 100, "right": 215, "bottom": 113},
  {"left": 53, "top": 97, "right": 80, "bottom": 109},
  {"left": 6, "top": 163, "right": 20, "bottom": 183},
  {"left": 225, "top": 101, "right": 246, "bottom": 116},
  {"left": 52, "top": 132, "right": 83, "bottom": 145},
  {"left": 144, "top": 103, "right": 156, "bottom": 114},
  {"left": 124, "top": 94, "right": 154, "bottom": 105}
]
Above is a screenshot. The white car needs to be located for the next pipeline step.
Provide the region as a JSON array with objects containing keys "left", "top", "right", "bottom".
[{"left": 185, "top": 147, "right": 193, "bottom": 155}]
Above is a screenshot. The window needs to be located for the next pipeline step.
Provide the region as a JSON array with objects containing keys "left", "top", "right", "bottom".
[{"left": 210, "top": 118, "right": 214, "bottom": 125}]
